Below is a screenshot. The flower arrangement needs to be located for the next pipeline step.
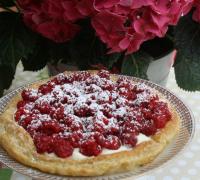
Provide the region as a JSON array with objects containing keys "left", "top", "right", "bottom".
[{"left": 0, "top": 0, "right": 200, "bottom": 96}]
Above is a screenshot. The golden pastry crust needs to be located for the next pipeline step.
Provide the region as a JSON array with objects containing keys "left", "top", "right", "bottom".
[{"left": 0, "top": 71, "right": 180, "bottom": 176}]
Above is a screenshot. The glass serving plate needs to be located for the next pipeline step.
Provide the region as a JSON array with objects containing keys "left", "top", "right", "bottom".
[{"left": 0, "top": 75, "right": 195, "bottom": 180}]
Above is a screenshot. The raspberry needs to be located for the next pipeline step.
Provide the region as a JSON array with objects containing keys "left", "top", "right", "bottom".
[
  {"left": 51, "top": 73, "right": 70, "bottom": 85},
  {"left": 102, "top": 135, "right": 121, "bottom": 150},
  {"left": 117, "top": 77, "right": 132, "bottom": 89},
  {"left": 17, "top": 100, "right": 27, "bottom": 109},
  {"left": 105, "top": 120, "right": 120, "bottom": 135},
  {"left": 122, "top": 120, "right": 138, "bottom": 134},
  {"left": 121, "top": 132, "right": 137, "bottom": 147},
  {"left": 53, "top": 138, "right": 73, "bottom": 158},
  {"left": 21, "top": 89, "right": 38, "bottom": 102},
  {"left": 152, "top": 114, "right": 168, "bottom": 129},
  {"left": 91, "top": 95, "right": 96, "bottom": 100},
  {"left": 142, "top": 108, "right": 152, "bottom": 119},
  {"left": 34, "top": 134, "right": 54, "bottom": 153},
  {"left": 61, "top": 96, "right": 68, "bottom": 104},
  {"left": 15, "top": 108, "right": 27, "bottom": 121},
  {"left": 52, "top": 102, "right": 62, "bottom": 109},
  {"left": 80, "top": 138, "right": 102, "bottom": 156},
  {"left": 38, "top": 83, "right": 53, "bottom": 95},
  {"left": 165, "top": 110, "right": 172, "bottom": 120},
  {"left": 151, "top": 102, "right": 172, "bottom": 129},
  {"left": 50, "top": 106, "right": 64, "bottom": 120},
  {"left": 73, "top": 71, "right": 90, "bottom": 81},
  {"left": 85, "top": 76, "right": 100, "bottom": 86},
  {"left": 103, "top": 118, "right": 109, "bottom": 125},
  {"left": 86, "top": 100, "right": 92, "bottom": 106},
  {"left": 40, "top": 121, "right": 61, "bottom": 135},
  {"left": 101, "top": 83, "right": 114, "bottom": 91},
  {"left": 154, "top": 102, "right": 172, "bottom": 119},
  {"left": 117, "top": 79, "right": 137, "bottom": 100},
  {"left": 35, "top": 102, "right": 51, "bottom": 114},
  {"left": 94, "top": 133, "right": 105, "bottom": 145},
  {"left": 97, "top": 96, "right": 112, "bottom": 105},
  {"left": 21, "top": 90, "right": 30, "bottom": 101},
  {"left": 133, "top": 85, "right": 145, "bottom": 94},
  {"left": 140, "top": 119, "right": 157, "bottom": 136},
  {"left": 92, "top": 122, "right": 105, "bottom": 134},
  {"left": 69, "top": 121, "right": 83, "bottom": 131},
  {"left": 119, "top": 89, "right": 136, "bottom": 100},
  {"left": 74, "top": 106, "right": 93, "bottom": 117},
  {"left": 148, "top": 99, "right": 158, "bottom": 110},
  {"left": 102, "top": 110, "right": 112, "bottom": 118},
  {"left": 19, "top": 116, "right": 33, "bottom": 129},
  {"left": 63, "top": 115, "right": 74, "bottom": 126},
  {"left": 101, "top": 105, "right": 112, "bottom": 118},
  {"left": 97, "top": 70, "right": 110, "bottom": 79},
  {"left": 68, "top": 132, "right": 83, "bottom": 148},
  {"left": 109, "top": 126, "right": 120, "bottom": 135},
  {"left": 85, "top": 84, "right": 101, "bottom": 94}
]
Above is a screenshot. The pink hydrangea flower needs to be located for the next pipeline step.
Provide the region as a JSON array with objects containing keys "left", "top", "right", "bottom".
[
  {"left": 17, "top": 0, "right": 194, "bottom": 53},
  {"left": 193, "top": 0, "right": 200, "bottom": 23},
  {"left": 17, "top": 0, "right": 91, "bottom": 43},
  {"left": 76, "top": 0, "right": 96, "bottom": 16},
  {"left": 92, "top": 0, "right": 194, "bottom": 54}
]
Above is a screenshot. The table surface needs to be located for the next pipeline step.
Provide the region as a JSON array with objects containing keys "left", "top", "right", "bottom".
[{"left": 1, "top": 63, "right": 200, "bottom": 180}]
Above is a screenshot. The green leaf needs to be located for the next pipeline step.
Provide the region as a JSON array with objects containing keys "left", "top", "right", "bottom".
[
  {"left": 106, "top": 53, "right": 122, "bottom": 69},
  {"left": 0, "top": 66, "right": 15, "bottom": 96},
  {"left": 0, "top": 169, "right": 12, "bottom": 180},
  {"left": 174, "top": 13, "right": 200, "bottom": 91},
  {"left": 0, "top": 0, "right": 15, "bottom": 7},
  {"left": 68, "top": 20, "right": 100, "bottom": 69},
  {"left": 121, "top": 51, "right": 153, "bottom": 79},
  {"left": 0, "top": 12, "right": 37, "bottom": 96},
  {"left": 22, "top": 39, "right": 49, "bottom": 71},
  {"left": 47, "top": 41, "right": 71, "bottom": 65},
  {"left": 66, "top": 19, "right": 123, "bottom": 70}
]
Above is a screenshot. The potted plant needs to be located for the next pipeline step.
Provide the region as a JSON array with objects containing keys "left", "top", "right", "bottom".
[{"left": 0, "top": 0, "right": 199, "bottom": 97}]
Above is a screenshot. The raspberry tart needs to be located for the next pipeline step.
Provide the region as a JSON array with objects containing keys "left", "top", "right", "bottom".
[{"left": 0, "top": 70, "right": 180, "bottom": 176}]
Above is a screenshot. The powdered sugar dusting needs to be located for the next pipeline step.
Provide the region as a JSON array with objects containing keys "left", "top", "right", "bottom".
[
  {"left": 133, "top": 83, "right": 157, "bottom": 105},
  {"left": 14, "top": 71, "right": 172, "bottom": 158}
]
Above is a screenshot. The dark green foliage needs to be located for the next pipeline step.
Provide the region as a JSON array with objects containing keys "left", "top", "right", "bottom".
[
  {"left": 0, "top": 12, "right": 37, "bottom": 95},
  {"left": 174, "top": 13, "right": 200, "bottom": 91},
  {"left": 0, "top": 0, "right": 15, "bottom": 7},
  {"left": 121, "top": 52, "right": 153, "bottom": 79}
]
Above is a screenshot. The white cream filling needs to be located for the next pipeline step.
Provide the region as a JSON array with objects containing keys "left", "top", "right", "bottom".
[
  {"left": 137, "top": 133, "right": 151, "bottom": 144},
  {"left": 72, "top": 133, "right": 151, "bottom": 160},
  {"left": 46, "top": 133, "right": 151, "bottom": 160},
  {"left": 101, "top": 146, "right": 131, "bottom": 155}
]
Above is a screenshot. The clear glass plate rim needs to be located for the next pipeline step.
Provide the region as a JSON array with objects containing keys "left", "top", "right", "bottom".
[{"left": 0, "top": 74, "right": 196, "bottom": 179}]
